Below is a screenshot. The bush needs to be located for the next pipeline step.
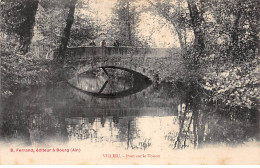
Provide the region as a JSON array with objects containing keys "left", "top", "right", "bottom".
[
  {"left": 1, "top": 34, "right": 51, "bottom": 97},
  {"left": 201, "top": 59, "right": 260, "bottom": 109}
]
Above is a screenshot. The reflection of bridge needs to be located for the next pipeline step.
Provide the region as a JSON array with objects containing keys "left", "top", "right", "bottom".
[
  {"left": 62, "top": 46, "right": 177, "bottom": 80},
  {"left": 68, "top": 66, "right": 152, "bottom": 98}
]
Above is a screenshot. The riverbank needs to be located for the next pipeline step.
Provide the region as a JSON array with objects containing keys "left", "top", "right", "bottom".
[
  {"left": 1, "top": 55, "right": 52, "bottom": 98},
  {"left": 160, "top": 50, "right": 260, "bottom": 111}
]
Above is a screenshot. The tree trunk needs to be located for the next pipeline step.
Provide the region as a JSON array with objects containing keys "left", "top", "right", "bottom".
[
  {"left": 187, "top": 0, "right": 205, "bottom": 54},
  {"left": 127, "top": 0, "right": 132, "bottom": 46},
  {"left": 249, "top": 21, "right": 260, "bottom": 57},
  {"left": 231, "top": 1, "right": 242, "bottom": 47},
  {"left": 56, "top": 0, "right": 78, "bottom": 63},
  {"left": 248, "top": 1, "right": 260, "bottom": 58},
  {"left": 19, "top": 0, "right": 39, "bottom": 54},
  {"left": 230, "top": 11, "right": 242, "bottom": 61},
  {"left": 174, "top": 25, "right": 185, "bottom": 50}
]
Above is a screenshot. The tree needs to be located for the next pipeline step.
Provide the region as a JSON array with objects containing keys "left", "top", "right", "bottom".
[
  {"left": 1, "top": 0, "right": 39, "bottom": 54},
  {"left": 147, "top": 0, "right": 189, "bottom": 50},
  {"left": 56, "top": 0, "right": 78, "bottom": 62},
  {"left": 201, "top": 0, "right": 260, "bottom": 62},
  {"left": 147, "top": 0, "right": 206, "bottom": 67},
  {"left": 111, "top": 0, "right": 140, "bottom": 46},
  {"left": 69, "top": 5, "right": 102, "bottom": 47},
  {"left": 186, "top": 0, "right": 205, "bottom": 54},
  {"left": 228, "top": 0, "right": 259, "bottom": 62}
]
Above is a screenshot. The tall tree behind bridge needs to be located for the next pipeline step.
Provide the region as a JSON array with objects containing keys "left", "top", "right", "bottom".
[
  {"left": 56, "top": 0, "right": 78, "bottom": 63},
  {"left": 147, "top": 0, "right": 189, "bottom": 51},
  {"left": 69, "top": 1, "right": 102, "bottom": 47},
  {"left": 1, "top": 0, "right": 39, "bottom": 54},
  {"left": 111, "top": 0, "right": 140, "bottom": 46}
]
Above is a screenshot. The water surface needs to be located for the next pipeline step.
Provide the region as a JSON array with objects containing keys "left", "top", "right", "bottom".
[{"left": 1, "top": 68, "right": 258, "bottom": 150}]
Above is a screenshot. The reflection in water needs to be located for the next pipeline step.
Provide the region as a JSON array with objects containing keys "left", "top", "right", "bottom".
[
  {"left": 0, "top": 76, "right": 258, "bottom": 150},
  {"left": 68, "top": 66, "right": 152, "bottom": 98},
  {"left": 169, "top": 81, "right": 259, "bottom": 149},
  {"left": 65, "top": 116, "right": 181, "bottom": 150}
]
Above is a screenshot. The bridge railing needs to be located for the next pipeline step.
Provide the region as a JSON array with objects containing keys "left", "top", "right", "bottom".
[
  {"left": 63, "top": 46, "right": 156, "bottom": 62},
  {"left": 53, "top": 46, "right": 173, "bottom": 63}
]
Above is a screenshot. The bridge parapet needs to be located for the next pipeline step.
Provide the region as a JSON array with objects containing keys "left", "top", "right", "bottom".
[{"left": 64, "top": 46, "right": 170, "bottom": 62}]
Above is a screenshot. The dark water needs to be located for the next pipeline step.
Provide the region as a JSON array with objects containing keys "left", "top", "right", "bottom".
[{"left": 0, "top": 67, "right": 258, "bottom": 150}]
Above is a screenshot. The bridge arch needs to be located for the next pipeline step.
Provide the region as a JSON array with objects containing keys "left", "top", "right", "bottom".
[{"left": 62, "top": 46, "right": 174, "bottom": 80}]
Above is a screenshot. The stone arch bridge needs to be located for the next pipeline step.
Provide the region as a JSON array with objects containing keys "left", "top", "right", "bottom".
[{"left": 62, "top": 46, "right": 178, "bottom": 80}]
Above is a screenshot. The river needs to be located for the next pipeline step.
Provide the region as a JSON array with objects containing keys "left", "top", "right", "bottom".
[{"left": 1, "top": 67, "right": 258, "bottom": 151}]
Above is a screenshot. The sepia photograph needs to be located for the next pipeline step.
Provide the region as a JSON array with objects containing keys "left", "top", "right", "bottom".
[{"left": 0, "top": 0, "right": 259, "bottom": 165}]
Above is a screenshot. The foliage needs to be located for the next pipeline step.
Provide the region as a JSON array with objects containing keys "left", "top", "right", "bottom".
[
  {"left": 150, "top": 0, "right": 260, "bottom": 111},
  {"left": 32, "top": 0, "right": 68, "bottom": 51},
  {"left": 200, "top": 0, "right": 260, "bottom": 63},
  {"left": 1, "top": 34, "right": 50, "bottom": 97},
  {"left": 0, "top": 0, "right": 68, "bottom": 96},
  {"left": 1, "top": 0, "right": 101, "bottom": 97},
  {"left": 110, "top": 0, "right": 141, "bottom": 46},
  {"left": 147, "top": 0, "right": 190, "bottom": 50},
  {"left": 201, "top": 59, "right": 260, "bottom": 109},
  {"left": 69, "top": 6, "right": 101, "bottom": 46},
  {"left": 1, "top": 0, "right": 39, "bottom": 54}
]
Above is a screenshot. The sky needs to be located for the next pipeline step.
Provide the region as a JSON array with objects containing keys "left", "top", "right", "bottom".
[{"left": 81, "top": 0, "right": 180, "bottom": 48}]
